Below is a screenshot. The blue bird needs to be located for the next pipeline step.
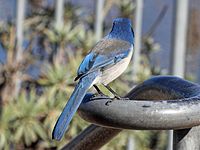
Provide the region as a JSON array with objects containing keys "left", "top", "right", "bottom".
[{"left": 52, "top": 18, "right": 134, "bottom": 140}]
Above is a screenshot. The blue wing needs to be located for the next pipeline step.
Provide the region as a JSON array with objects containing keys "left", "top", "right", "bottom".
[{"left": 76, "top": 39, "right": 132, "bottom": 80}]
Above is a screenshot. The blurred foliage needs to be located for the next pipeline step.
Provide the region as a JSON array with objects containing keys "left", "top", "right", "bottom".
[
  {"left": 117, "top": 0, "right": 136, "bottom": 19},
  {"left": 0, "top": 0, "right": 168, "bottom": 150}
]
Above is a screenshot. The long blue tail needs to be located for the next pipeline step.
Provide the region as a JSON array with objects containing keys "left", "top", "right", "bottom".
[{"left": 52, "top": 72, "right": 98, "bottom": 140}]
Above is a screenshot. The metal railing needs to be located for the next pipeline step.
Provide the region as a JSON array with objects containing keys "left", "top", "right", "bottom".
[{"left": 62, "top": 76, "right": 200, "bottom": 150}]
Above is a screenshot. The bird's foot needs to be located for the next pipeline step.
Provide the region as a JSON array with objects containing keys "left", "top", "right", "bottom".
[
  {"left": 113, "top": 95, "right": 121, "bottom": 100},
  {"left": 103, "top": 84, "right": 129, "bottom": 100},
  {"left": 90, "top": 93, "right": 109, "bottom": 100},
  {"left": 90, "top": 94, "right": 129, "bottom": 101},
  {"left": 118, "top": 97, "right": 130, "bottom": 100},
  {"left": 104, "top": 96, "right": 129, "bottom": 106},
  {"left": 112, "top": 95, "right": 130, "bottom": 100}
]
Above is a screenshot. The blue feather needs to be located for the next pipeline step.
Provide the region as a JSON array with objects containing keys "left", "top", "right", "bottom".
[{"left": 52, "top": 71, "right": 99, "bottom": 140}]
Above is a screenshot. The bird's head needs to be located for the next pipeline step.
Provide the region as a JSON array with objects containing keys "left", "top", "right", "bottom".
[{"left": 108, "top": 18, "right": 134, "bottom": 44}]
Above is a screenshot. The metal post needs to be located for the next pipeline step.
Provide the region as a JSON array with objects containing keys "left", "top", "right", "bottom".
[
  {"left": 55, "top": 0, "right": 64, "bottom": 28},
  {"left": 15, "top": 0, "right": 26, "bottom": 97},
  {"left": 170, "top": 0, "right": 189, "bottom": 77},
  {"left": 95, "top": 0, "right": 104, "bottom": 41},
  {"left": 167, "top": 130, "right": 173, "bottom": 150},
  {"left": 126, "top": 135, "right": 135, "bottom": 150},
  {"left": 170, "top": 0, "right": 189, "bottom": 149},
  {"left": 132, "top": 0, "right": 143, "bottom": 78},
  {"left": 16, "top": 0, "right": 25, "bottom": 62},
  {"left": 173, "top": 126, "right": 200, "bottom": 150}
]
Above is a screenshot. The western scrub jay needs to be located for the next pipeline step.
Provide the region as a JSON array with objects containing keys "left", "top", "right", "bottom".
[{"left": 52, "top": 18, "right": 134, "bottom": 140}]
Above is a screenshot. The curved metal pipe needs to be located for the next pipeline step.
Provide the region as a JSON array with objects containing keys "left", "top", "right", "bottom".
[
  {"left": 62, "top": 124, "right": 121, "bottom": 150},
  {"left": 78, "top": 76, "right": 200, "bottom": 130},
  {"left": 63, "top": 76, "right": 200, "bottom": 149}
]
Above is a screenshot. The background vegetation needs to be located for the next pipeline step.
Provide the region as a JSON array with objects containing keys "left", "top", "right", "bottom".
[{"left": 0, "top": 0, "right": 172, "bottom": 149}]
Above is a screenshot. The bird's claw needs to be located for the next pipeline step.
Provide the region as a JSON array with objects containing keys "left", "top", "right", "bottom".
[
  {"left": 90, "top": 94, "right": 129, "bottom": 101},
  {"left": 113, "top": 95, "right": 129, "bottom": 100},
  {"left": 90, "top": 93, "right": 109, "bottom": 100}
]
